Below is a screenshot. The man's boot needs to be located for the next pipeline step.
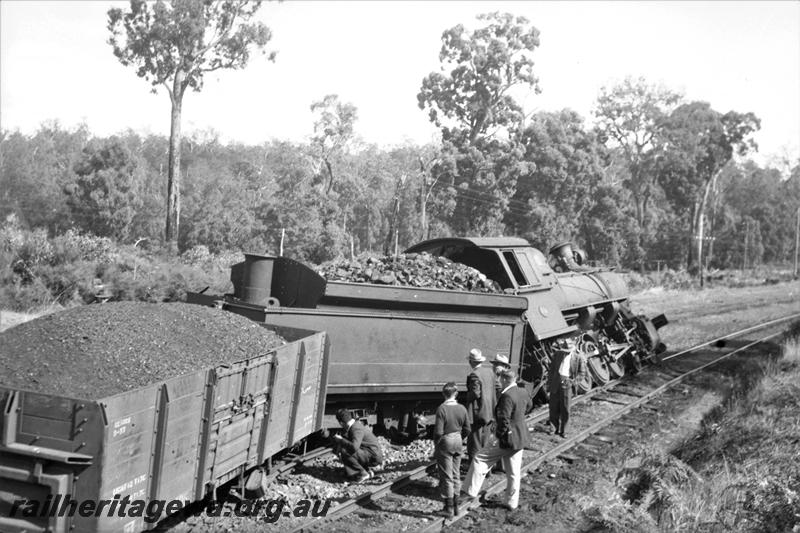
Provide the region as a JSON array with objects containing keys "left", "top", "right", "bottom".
[
  {"left": 441, "top": 497, "right": 454, "bottom": 518},
  {"left": 452, "top": 495, "right": 460, "bottom": 516}
]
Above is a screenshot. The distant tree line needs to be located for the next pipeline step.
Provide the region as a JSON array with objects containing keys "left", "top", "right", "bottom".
[{"left": 1, "top": 11, "right": 798, "bottom": 272}]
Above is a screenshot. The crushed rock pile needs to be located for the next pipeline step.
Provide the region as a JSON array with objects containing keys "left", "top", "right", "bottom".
[
  {"left": 0, "top": 302, "right": 286, "bottom": 399},
  {"left": 318, "top": 252, "right": 502, "bottom": 293}
]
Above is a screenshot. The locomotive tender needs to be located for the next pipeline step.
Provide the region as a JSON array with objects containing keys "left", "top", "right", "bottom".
[{"left": 188, "top": 237, "right": 667, "bottom": 433}]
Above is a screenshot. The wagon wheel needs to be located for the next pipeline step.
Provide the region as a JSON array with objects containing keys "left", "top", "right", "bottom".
[
  {"left": 586, "top": 355, "right": 611, "bottom": 386},
  {"left": 608, "top": 358, "right": 626, "bottom": 379}
]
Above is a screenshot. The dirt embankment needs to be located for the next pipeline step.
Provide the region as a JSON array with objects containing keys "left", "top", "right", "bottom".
[{"left": 453, "top": 326, "right": 800, "bottom": 533}]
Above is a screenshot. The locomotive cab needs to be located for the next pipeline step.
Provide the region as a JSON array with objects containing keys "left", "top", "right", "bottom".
[
  {"left": 406, "top": 237, "right": 668, "bottom": 399},
  {"left": 405, "top": 237, "right": 556, "bottom": 292}
]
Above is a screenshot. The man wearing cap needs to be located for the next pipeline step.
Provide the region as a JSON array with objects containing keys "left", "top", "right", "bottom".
[
  {"left": 547, "top": 338, "right": 588, "bottom": 437},
  {"left": 465, "top": 348, "right": 497, "bottom": 463}
]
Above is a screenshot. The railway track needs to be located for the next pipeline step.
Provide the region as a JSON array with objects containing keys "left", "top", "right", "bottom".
[{"left": 281, "top": 313, "right": 800, "bottom": 533}]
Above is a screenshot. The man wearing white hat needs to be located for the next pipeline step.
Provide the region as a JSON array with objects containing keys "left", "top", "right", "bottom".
[
  {"left": 465, "top": 348, "right": 497, "bottom": 463},
  {"left": 492, "top": 353, "right": 511, "bottom": 371}
]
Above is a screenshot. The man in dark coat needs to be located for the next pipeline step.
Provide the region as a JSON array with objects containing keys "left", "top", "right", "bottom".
[
  {"left": 547, "top": 338, "right": 588, "bottom": 437},
  {"left": 463, "top": 368, "right": 531, "bottom": 510},
  {"left": 333, "top": 408, "right": 384, "bottom": 482},
  {"left": 465, "top": 348, "right": 497, "bottom": 463}
]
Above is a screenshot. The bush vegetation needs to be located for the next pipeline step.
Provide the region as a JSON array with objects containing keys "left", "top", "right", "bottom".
[
  {"left": 2, "top": 217, "right": 797, "bottom": 313},
  {"left": 0, "top": 217, "right": 237, "bottom": 312},
  {"left": 579, "top": 324, "right": 800, "bottom": 532}
]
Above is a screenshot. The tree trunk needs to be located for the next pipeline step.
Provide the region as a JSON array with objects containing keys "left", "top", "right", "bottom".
[
  {"left": 165, "top": 74, "right": 184, "bottom": 253},
  {"left": 688, "top": 201, "right": 699, "bottom": 270},
  {"left": 707, "top": 176, "right": 720, "bottom": 266},
  {"left": 385, "top": 195, "right": 399, "bottom": 256},
  {"left": 420, "top": 176, "right": 428, "bottom": 240},
  {"left": 696, "top": 176, "right": 715, "bottom": 287}
]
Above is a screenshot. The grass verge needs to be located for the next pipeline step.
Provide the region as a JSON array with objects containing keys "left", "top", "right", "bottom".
[{"left": 579, "top": 323, "right": 800, "bottom": 533}]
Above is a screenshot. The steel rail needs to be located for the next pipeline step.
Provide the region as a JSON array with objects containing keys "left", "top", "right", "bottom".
[
  {"left": 287, "top": 376, "right": 625, "bottom": 533},
  {"left": 661, "top": 312, "right": 800, "bottom": 362},
  {"left": 286, "top": 312, "right": 800, "bottom": 533},
  {"left": 420, "top": 317, "right": 800, "bottom": 532}
]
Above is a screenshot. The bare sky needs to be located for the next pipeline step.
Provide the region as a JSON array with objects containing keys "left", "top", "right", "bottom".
[{"left": 1, "top": 1, "right": 798, "bottom": 165}]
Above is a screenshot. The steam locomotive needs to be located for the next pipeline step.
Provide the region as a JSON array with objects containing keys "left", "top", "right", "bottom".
[{"left": 188, "top": 237, "right": 667, "bottom": 433}]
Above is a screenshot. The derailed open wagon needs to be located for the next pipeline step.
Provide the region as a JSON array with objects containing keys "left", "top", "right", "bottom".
[{"left": 0, "top": 315, "right": 328, "bottom": 533}]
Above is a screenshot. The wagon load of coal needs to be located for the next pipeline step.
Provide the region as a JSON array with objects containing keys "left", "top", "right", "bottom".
[
  {"left": 317, "top": 252, "right": 502, "bottom": 293},
  {"left": 0, "top": 302, "right": 286, "bottom": 399}
]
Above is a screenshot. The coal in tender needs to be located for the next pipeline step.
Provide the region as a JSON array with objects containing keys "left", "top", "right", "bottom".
[
  {"left": 317, "top": 252, "right": 502, "bottom": 293},
  {"left": 0, "top": 301, "right": 286, "bottom": 399}
]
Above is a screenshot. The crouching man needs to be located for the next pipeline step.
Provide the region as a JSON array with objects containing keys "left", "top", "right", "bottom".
[{"left": 333, "top": 408, "right": 384, "bottom": 482}]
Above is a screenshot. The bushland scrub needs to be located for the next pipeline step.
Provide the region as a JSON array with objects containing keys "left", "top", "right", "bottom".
[
  {"left": 579, "top": 323, "right": 800, "bottom": 533},
  {"left": 1, "top": 220, "right": 797, "bottom": 326},
  {"left": 0, "top": 220, "right": 237, "bottom": 314}
]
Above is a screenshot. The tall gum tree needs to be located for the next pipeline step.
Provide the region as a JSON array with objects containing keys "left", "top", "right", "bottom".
[
  {"left": 417, "top": 12, "right": 540, "bottom": 235},
  {"left": 594, "top": 77, "right": 681, "bottom": 267},
  {"left": 309, "top": 94, "right": 358, "bottom": 196},
  {"left": 657, "top": 101, "right": 759, "bottom": 282},
  {"left": 509, "top": 109, "right": 607, "bottom": 248},
  {"left": 107, "top": 0, "right": 274, "bottom": 251}
]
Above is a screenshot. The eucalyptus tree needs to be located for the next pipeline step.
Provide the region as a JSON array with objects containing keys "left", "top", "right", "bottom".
[
  {"left": 66, "top": 137, "right": 144, "bottom": 241},
  {"left": 309, "top": 94, "right": 358, "bottom": 196},
  {"left": 657, "top": 101, "right": 759, "bottom": 282},
  {"left": 418, "top": 12, "right": 540, "bottom": 235},
  {"left": 108, "top": 0, "right": 274, "bottom": 250},
  {"left": 509, "top": 109, "right": 608, "bottom": 249},
  {"left": 594, "top": 77, "right": 682, "bottom": 232}
]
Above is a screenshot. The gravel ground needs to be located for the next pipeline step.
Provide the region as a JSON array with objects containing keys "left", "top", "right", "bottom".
[
  {"left": 171, "top": 436, "right": 436, "bottom": 532},
  {"left": 0, "top": 301, "right": 286, "bottom": 399}
]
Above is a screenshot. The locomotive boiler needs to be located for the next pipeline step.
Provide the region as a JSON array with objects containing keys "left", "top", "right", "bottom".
[{"left": 188, "top": 237, "right": 666, "bottom": 433}]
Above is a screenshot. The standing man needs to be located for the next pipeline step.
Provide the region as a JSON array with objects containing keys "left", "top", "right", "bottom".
[
  {"left": 492, "top": 353, "right": 511, "bottom": 384},
  {"left": 433, "top": 382, "right": 471, "bottom": 518},
  {"left": 333, "top": 408, "right": 384, "bottom": 482},
  {"left": 547, "top": 338, "right": 588, "bottom": 437},
  {"left": 465, "top": 348, "right": 497, "bottom": 463},
  {"left": 463, "top": 368, "right": 531, "bottom": 510},
  {"left": 490, "top": 353, "right": 512, "bottom": 474}
]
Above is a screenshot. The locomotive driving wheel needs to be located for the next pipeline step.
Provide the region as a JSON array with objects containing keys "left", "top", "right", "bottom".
[
  {"left": 582, "top": 336, "right": 610, "bottom": 386},
  {"left": 586, "top": 356, "right": 611, "bottom": 385}
]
